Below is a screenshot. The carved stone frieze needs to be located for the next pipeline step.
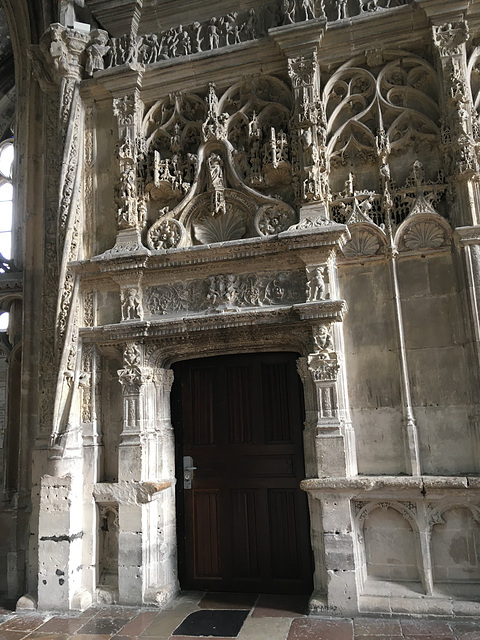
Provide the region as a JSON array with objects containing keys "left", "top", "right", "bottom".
[{"left": 145, "top": 270, "right": 306, "bottom": 316}]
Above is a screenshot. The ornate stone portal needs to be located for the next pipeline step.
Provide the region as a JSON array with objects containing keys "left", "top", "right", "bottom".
[{"left": 2, "top": 0, "right": 480, "bottom": 619}]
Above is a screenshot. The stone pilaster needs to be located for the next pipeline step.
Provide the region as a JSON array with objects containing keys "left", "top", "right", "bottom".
[
  {"left": 107, "top": 88, "right": 148, "bottom": 255},
  {"left": 432, "top": 20, "right": 480, "bottom": 227},
  {"left": 115, "top": 343, "right": 176, "bottom": 604}
]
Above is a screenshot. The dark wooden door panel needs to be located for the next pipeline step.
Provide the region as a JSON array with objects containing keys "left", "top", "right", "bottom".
[{"left": 174, "top": 352, "right": 313, "bottom": 594}]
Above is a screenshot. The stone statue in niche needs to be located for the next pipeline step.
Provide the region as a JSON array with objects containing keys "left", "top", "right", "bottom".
[
  {"left": 307, "top": 266, "right": 327, "bottom": 301},
  {"left": 208, "top": 153, "right": 225, "bottom": 190},
  {"left": 314, "top": 324, "right": 334, "bottom": 358},
  {"left": 121, "top": 288, "right": 142, "bottom": 321},
  {"left": 85, "top": 30, "right": 110, "bottom": 76}
]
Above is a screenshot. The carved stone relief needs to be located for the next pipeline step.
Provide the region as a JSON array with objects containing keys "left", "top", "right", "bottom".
[{"left": 145, "top": 270, "right": 306, "bottom": 316}]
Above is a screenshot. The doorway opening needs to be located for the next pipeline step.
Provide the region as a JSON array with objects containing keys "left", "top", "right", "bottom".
[{"left": 171, "top": 352, "right": 313, "bottom": 594}]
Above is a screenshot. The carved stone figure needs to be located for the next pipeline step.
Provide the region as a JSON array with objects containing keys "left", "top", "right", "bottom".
[
  {"left": 50, "top": 25, "right": 69, "bottom": 74},
  {"left": 336, "top": 0, "right": 348, "bottom": 20},
  {"left": 121, "top": 288, "right": 142, "bottom": 321},
  {"left": 283, "top": 0, "right": 296, "bottom": 24},
  {"left": 85, "top": 30, "right": 109, "bottom": 76},
  {"left": 301, "top": 0, "right": 315, "bottom": 20},
  {"left": 208, "top": 19, "right": 220, "bottom": 50},
  {"left": 208, "top": 153, "right": 225, "bottom": 190},
  {"left": 307, "top": 266, "right": 326, "bottom": 301},
  {"left": 314, "top": 324, "right": 334, "bottom": 357},
  {"left": 243, "top": 9, "right": 258, "bottom": 40}
]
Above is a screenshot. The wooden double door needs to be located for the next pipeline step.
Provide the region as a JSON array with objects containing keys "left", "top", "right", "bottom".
[{"left": 172, "top": 352, "right": 313, "bottom": 594}]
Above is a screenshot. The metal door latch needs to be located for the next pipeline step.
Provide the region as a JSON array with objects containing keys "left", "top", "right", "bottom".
[{"left": 183, "top": 455, "right": 197, "bottom": 490}]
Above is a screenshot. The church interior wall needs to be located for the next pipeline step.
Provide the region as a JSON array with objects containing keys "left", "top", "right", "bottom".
[{"left": 1, "top": 0, "right": 480, "bottom": 619}]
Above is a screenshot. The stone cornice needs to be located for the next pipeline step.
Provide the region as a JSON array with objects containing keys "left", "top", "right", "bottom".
[{"left": 73, "top": 224, "right": 350, "bottom": 281}]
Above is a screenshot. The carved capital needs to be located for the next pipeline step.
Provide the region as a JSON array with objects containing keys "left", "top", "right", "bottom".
[
  {"left": 288, "top": 51, "right": 318, "bottom": 89},
  {"left": 432, "top": 21, "right": 469, "bottom": 57},
  {"left": 31, "top": 24, "right": 90, "bottom": 90},
  {"left": 118, "top": 365, "right": 153, "bottom": 394},
  {"left": 307, "top": 352, "right": 340, "bottom": 382}
]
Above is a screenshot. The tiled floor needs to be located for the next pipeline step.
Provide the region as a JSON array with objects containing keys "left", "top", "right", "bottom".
[{"left": 0, "top": 593, "right": 479, "bottom": 640}]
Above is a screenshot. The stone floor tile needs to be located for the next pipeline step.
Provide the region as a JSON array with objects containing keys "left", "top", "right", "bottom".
[
  {"left": 76, "top": 616, "right": 133, "bottom": 636},
  {"left": 67, "top": 635, "right": 110, "bottom": 640},
  {"left": 22, "top": 633, "right": 70, "bottom": 639},
  {"left": 287, "top": 617, "right": 353, "bottom": 640},
  {"left": 252, "top": 595, "right": 309, "bottom": 618},
  {"left": 0, "top": 632, "right": 29, "bottom": 640},
  {"left": 199, "top": 593, "right": 257, "bottom": 610},
  {"left": 353, "top": 617, "right": 402, "bottom": 635},
  {"left": 116, "top": 612, "right": 159, "bottom": 636},
  {"left": 168, "top": 637, "right": 233, "bottom": 640},
  {"left": 140, "top": 610, "right": 189, "bottom": 637},
  {"left": 401, "top": 620, "right": 455, "bottom": 636},
  {"left": 0, "top": 616, "right": 49, "bottom": 632},
  {"left": 403, "top": 636, "right": 455, "bottom": 640},
  {"left": 453, "top": 633, "right": 480, "bottom": 640},
  {"left": 355, "top": 636, "right": 404, "bottom": 640},
  {"left": 34, "top": 617, "right": 84, "bottom": 634},
  {"left": 237, "top": 615, "right": 292, "bottom": 639}
]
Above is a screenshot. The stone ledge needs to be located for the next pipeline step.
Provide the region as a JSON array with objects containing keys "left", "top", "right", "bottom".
[
  {"left": 93, "top": 480, "right": 172, "bottom": 505},
  {"left": 301, "top": 475, "right": 480, "bottom": 495}
]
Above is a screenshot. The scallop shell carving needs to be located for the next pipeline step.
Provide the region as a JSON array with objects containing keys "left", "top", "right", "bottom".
[
  {"left": 342, "top": 230, "right": 380, "bottom": 258},
  {"left": 193, "top": 213, "right": 246, "bottom": 244},
  {"left": 403, "top": 221, "right": 445, "bottom": 250}
]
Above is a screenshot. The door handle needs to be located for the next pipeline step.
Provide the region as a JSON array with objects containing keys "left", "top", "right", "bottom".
[{"left": 183, "top": 455, "right": 197, "bottom": 490}]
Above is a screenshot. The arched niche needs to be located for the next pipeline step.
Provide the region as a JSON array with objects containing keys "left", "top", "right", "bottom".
[
  {"left": 360, "top": 503, "right": 420, "bottom": 584},
  {"left": 432, "top": 506, "right": 480, "bottom": 585}
]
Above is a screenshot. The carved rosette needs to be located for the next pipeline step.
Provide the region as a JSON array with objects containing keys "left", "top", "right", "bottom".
[
  {"left": 147, "top": 218, "right": 186, "bottom": 251},
  {"left": 255, "top": 203, "right": 296, "bottom": 236}
]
